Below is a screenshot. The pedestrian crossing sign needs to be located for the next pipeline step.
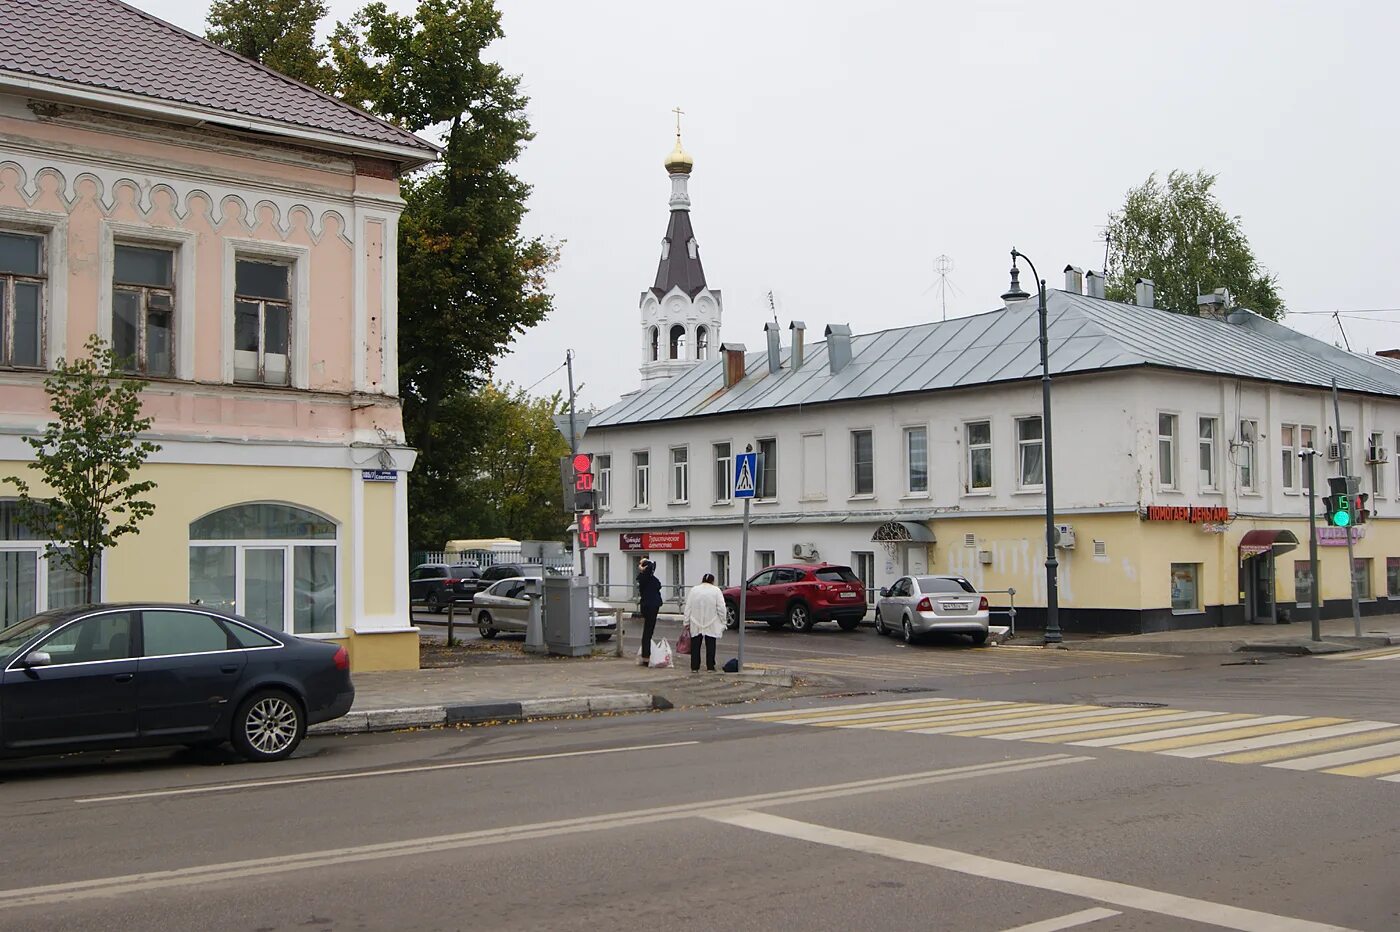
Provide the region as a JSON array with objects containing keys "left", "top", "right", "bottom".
[{"left": 734, "top": 452, "right": 758, "bottom": 498}]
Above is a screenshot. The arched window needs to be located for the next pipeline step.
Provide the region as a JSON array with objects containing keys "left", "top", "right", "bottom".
[
  {"left": 649, "top": 326, "right": 659, "bottom": 362},
  {"left": 189, "top": 503, "right": 338, "bottom": 635},
  {"left": 669, "top": 324, "right": 686, "bottom": 360},
  {"left": 696, "top": 326, "right": 709, "bottom": 360},
  {"left": 0, "top": 500, "right": 94, "bottom": 627}
]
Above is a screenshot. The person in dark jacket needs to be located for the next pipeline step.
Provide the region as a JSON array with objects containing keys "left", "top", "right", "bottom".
[{"left": 636, "top": 558, "right": 664, "bottom": 664}]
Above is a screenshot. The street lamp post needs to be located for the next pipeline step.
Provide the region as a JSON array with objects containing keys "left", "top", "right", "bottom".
[{"left": 1001, "top": 250, "right": 1062, "bottom": 645}]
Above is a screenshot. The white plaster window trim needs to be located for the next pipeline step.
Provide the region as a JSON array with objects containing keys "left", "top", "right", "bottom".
[
  {"left": 1279, "top": 421, "right": 1301, "bottom": 495},
  {"left": 902, "top": 423, "right": 930, "bottom": 496},
  {"left": 0, "top": 206, "right": 67, "bottom": 369},
  {"left": 632, "top": 448, "right": 651, "bottom": 510},
  {"left": 849, "top": 427, "right": 876, "bottom": 498},
  {"left": 963, "top": 417, "right": 993, "bottom": 496},
  {"left": 712, "top": 439, "right": 735, "bottom": 505},
  {"left": 1198, "top": 415, "right": 1220, "bottom": 493},
  {"left": 99, "top": 221, "right": 196, "bottom": 381},
  {"left": 1156, "top": 409, "right": 1180, "bottom": 492},
  {"left": 222, "top": 237, "right": 311, "bottom": 389},
  {"left": 1014, "top": 414, "right": 1046, "bottom": 491},
  {"left": 669, "top": 444, "right": 690, "bottom": 505}
]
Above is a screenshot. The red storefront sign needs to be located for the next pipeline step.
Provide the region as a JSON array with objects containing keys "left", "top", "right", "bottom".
[
  {"left": 1142, "top": 505, "right": 1232, "bottom": 523},
  {"left": 619, "top": 531, "right": 688, "bottom": 552}
]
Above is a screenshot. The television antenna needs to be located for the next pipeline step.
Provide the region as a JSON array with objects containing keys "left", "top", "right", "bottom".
[{"left": 765, "top": 289, "right": 780, "bottom": 326}]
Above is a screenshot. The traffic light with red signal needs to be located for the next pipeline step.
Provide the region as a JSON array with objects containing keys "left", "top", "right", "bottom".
[{"left": 578, "top": 510, "right": 599, "bottom": 548}]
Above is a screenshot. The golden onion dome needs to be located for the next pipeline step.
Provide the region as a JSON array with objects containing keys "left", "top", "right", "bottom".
[{"left": 664, "top": 135, "right": 693, "bottom": 175}]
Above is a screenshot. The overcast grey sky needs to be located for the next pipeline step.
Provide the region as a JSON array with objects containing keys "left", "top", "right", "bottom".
[{"left": 140, "top": 0, "right": 1398, "bottom": 409}]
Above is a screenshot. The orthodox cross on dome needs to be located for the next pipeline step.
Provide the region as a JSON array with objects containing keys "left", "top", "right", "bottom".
[{"left": 672, "top": 105, "right": 684, "bottom": 138}]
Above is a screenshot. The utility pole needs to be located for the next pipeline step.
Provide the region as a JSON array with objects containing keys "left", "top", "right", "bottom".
[
  {"left": 1331, "top": 378, "right": 1361, "bottom": 637},
  {"left": 1302, "top": 449, "right": 1321, "bottom": 642},
  {"left": 566, "top": 351, "right": 585, "bottom": 574}
]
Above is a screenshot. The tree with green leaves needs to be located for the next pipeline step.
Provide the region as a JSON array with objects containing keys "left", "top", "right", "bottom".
[
  {"left": 1104, "top": 170, "right": 1283, "bottom": 320},
  {"left": 5, "top": 336, "right": 162, "bottom": 601},
  {"left": 205, "top": 0, "right": 335, "bottom": 91}
]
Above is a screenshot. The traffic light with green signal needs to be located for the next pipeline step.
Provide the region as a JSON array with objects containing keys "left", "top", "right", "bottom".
[{"left": 1325, "top": 477, "right": 1360, "bottom": 527}]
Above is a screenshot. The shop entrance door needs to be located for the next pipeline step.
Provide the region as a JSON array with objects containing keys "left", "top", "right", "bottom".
[{"left": 1242, "top": 554, "right": 1277, "bottom": 624}]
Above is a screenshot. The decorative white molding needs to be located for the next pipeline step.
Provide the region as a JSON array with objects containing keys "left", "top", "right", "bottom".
[
  {"left": 220, "top": 235, "right": 311, "bottom": 389},
  {"left": 97, "top": 219, "right": 198, "bottom": 380},
  {"left": 0, "top": 432, "right": 418, "bottom": 471}
]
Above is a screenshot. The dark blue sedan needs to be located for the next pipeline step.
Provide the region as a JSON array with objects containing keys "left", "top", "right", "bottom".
[{"left": 0, "top": 603, "right": 354, "bottom": 763}]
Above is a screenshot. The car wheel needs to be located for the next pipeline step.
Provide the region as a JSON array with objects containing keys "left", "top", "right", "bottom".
[
  {"left": 725, "top": 602, "right": 739, "bottom": 630},
  {"left": 969, "top": 631, "right": 989, "bottom": 646},
  {"left": 231, "top": 689, "right": 304, "bottom": 763},
  {"left": 426, "top": 591, "right": 442, "bottom": 614},
  {"left": 874, "top": 610, "right": 887, "bottom": 636},
  {"left": 788, "top": 603, "right": 813, "bottom": 632},
  {"left": 477, "top": 612, "right": 498, "bottom": 639},
  {"left": 902, "top": 616, "right": 916, "bottom": 644},
  {"left": 837, "top": 617, "right": 861, "bottom": 632}
]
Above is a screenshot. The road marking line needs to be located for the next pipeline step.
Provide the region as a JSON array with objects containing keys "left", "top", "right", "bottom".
[
  {"left": 708, "top": 811, "right": 1355, "bottom": 932},
  {"left": 1267, "top": 739, "right": 1400, "bottom": 771},
  {"left": 1068, "top": 716, "right": 1292, "bottom": 748},
  {"left": 754, "top": 699, "right": 1006, "bottom": 725},
  {"left": 1321, "top": 754, "right": 1400, "bottom": 778},
  {"left": 726, "top": 697, "right": 977, "bottom": 721},
  {"left": 1212, "top": 726, "right": 1400, "bottom": 764},
  {"left": 908, "top": 708, "right": 1161, "bottom": 736},
  {"left": 1025, "top": 713, "right": 1244, "bottom": 744},
  {"left": 953, "top": 707, "right": 1183, "bottom": 738},
  {"left": 1112, "top": 718, "right": 1342, "bottom": 753},
  {"left": 987, "top": 710, "right": 1217, "bottom": 740},
  {"left": 840, "top": 704, "right": 1080, "bottom": 731},
  {"left": 1000, "top": 907, "right": 1122, "bottom": 932},
  {"left": 1165, "top": 721, "right": 1396, "bottom": 759},
  {"left": 0, "top": 756, "right": 1090, "bottom": 909},
  {"left": 76, "top": 741, "right": 702, "bottom": 804},
  {"left": 1323, "top": 646, "right": 1400, "bottom": 661}
]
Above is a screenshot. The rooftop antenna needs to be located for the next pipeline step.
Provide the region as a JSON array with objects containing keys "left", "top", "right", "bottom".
[
  {"left": 1334, "top": 311, "right": 1353, "bottom": 352},
  {"left": 765, "top": 290, "right": 780, "bottom": 327},
  {"left": 933, "top": 254, "right": 954, "bottom": 321}
]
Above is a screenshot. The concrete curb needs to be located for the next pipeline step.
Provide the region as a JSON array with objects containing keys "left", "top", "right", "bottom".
[
  {"left": 308, "top": 692, "right": 656, "bottom": 736},
  {"left": 1062, "top": 633, "right": 1398, "bottom": 656}
]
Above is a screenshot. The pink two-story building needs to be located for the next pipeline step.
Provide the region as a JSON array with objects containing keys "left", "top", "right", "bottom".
[{"left": 0, "top": 0, "right": 437, "bottom": 669}]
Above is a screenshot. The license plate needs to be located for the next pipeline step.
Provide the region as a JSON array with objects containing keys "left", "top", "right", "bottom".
[
  {"left": 942, "top": 602, "right": 969, "bottom": 611},
  {"left": 839, "top": 591, "right": 858, "bottom": 599}
]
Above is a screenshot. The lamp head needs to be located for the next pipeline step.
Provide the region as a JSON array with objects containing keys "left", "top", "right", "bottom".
[{"left": 1001, "top": 252, "right": 1030, "bottom": 303}]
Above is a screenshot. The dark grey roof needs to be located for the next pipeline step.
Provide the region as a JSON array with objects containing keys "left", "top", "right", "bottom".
[
  {"left": 650, "top": 209, "right": 707, "bottom": 299},
  {"left": 0, "top": 0, "right": 436, "bottom": 158},
  {"left": 593, "top": 290, "right": 1400, "bottom": 429}
]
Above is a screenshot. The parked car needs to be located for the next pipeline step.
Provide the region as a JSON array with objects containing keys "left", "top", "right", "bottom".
[
  {"left": 477, "top": 563, "right": 548, "bottom": 585},
  {"left": 472, "top": 578, "right": 617, "bottom": 641},
  {"left": 0, "top": 603, "right": 354, "bottom": 763},
  {"left": 409, "top": 563, "right": 482, "bottom": 612},
  {"left": 874, "top": 575, "right": 990, "bottom": 645},
  {"left": 722, "top": 563, "right": 868, "bottom": 632}
]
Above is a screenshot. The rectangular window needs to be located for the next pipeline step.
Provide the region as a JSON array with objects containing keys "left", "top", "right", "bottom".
[
  {"left": 1198, "top": 417, "right": 1217, "bottom": 490},
  {"left": 1170, "top": 563, "right": 1201, "bottom": 613},
  {"left": 966, "top": 420, "right": 991, "bottom": 492},
  {"left": 757, "top": 438, "right": 777, "bottom": 500},
  {"left": 904, "top": 426, "right": 928, "bottom": 494},
  {"left": 851, "top": 430, "right": 874, "bottom": 496},
  {"left": 1353, "top": 557, "right": 1373, "bottom": 600},
  {"left": 712, "top": 551, "right": 730, "bottom": 588},
  {"left": 1017, "top": 416, "right": 1044, "bottom": 488},
  {"left": 670, "top": 446, "right": 689, "bottom": 503},
  {"left": 596, "top": 455, "right": 611, "bottom": 510},
  {"left": 594, "top": 553, "right": 609, "bottom": 599},
  {"left": 113, "top": 243, "right": 174, "bottom": 377},
  {"left": 852, "top": 551, "right": 875, "bottom": 604},
  {"left": 1158, "top": 413, "right": 1178, "bottom": 489},
  {"left": 1295, "top": 560, "right": 1315, "bottom": 608},
  {"left": 756, "top": 550, "right": 775, "bottom": 570},
  {"left": 0, "top": 230, "right": 44, "bottom": 368},
  {"left": 633, "top": 451, "right": 650, "bottom": 508},
  {"left": 1339, "top": 429, "right": 1353, "bottom": 468},
  {"left": 1388, "top": 557, "right": 1400, "bottom": 599},
  {"left": 233, "top": 258, "right": 291, "bottom": 385},
  {"left": 1369, "top": 431, "right": 1385, "bottom": 498},
  {"left": 713, "top": 442, "right": 732, "bottom": 503},
  {"left": 668, "top": 552, "right": 685, "bottom": 597},
  {"left": 1239, "top": 419, "right": 1258, "bottom": 492},
  {"left": 1301, "top": 426, "right": 1315, "bottom": 495},
  {"left": 1280, "top": 424, "right": 1297, "bottom": 492}
]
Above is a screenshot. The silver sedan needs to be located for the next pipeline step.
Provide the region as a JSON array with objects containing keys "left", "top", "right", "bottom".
[
  {"left": 874, "top": 575, "right": 990, "bottom": 645},
  {"left": 472, "top": 578, "right": 617, "bottom": 640}
]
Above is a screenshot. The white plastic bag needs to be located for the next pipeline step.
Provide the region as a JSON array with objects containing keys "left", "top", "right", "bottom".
[{"left": 648, "top": 637, "right": 673, "bottom": 668}]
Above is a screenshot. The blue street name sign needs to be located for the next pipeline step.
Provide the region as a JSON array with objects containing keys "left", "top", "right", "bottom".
[
  {"left": 734, "top": 452, "right": 758, "bottom": 499},
  {"left": 362, "top": 469, "right": 398, "bottom": 482}
]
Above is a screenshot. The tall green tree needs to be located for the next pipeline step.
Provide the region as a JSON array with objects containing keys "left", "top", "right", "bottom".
[
  {"left": 1104, "top": 170, "right": 1283, "bottom": 320},
  {"left": 5, "top": 336, "right": 162, "bottom": 601},
  {"left": 205, "top": 0, "right": 335, "bottom": 90}
]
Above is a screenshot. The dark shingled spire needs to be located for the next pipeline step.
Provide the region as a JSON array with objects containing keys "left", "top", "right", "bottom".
[{"left": 651, "top": 210, "right": 707, "bottom": 299}]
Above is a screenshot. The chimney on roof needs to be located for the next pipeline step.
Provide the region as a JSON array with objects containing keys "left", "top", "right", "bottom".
[
  {"left": 721, "top": 342, "right": 747, "bottom": 388},
  {"left": 1134, "top": 278, "right": 1155, "bottom": 308},
  {"left": 1376, "top": 349, "right": 1400, "bottom": 360},
  {"left": 1084, "top": 270, "right": 1105, "bottom": 299},
  {"left": 764, "top": 321, "right": 781, "bottom": 375},
  {"left": 790, "top": 321, "right": 807, "bottom": 371},
  {"left": 1063, "top": 265, "right": 1083, "bottom": 294},
  {"left": 825, "top": 324, "right": 852, "bottom": 375},
  {"left": 1197, "top": 287, "right": 1233, "bottom": 320}
]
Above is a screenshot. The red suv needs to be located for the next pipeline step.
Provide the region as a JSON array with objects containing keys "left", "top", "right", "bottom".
[{"left": 723, "top": 563, "right": 868, "bottom": 632}]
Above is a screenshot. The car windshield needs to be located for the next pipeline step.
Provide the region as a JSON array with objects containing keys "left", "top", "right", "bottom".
[
  {"left": 0, "top": 611, "right": 72, "bottom": 664},
  {"left": 815, "top": 567, "right": 861, "bottom": 584},
  {"left": 917, "top": 576, "right": 977, "bottom": 594}
]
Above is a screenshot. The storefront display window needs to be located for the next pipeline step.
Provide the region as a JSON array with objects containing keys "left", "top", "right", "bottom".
[
  {"left": 1352, "top": 558, "right": 1373, "bottom": 601},
  {"left": 1389, "top": 558, "right": 1400, "bottom": 598},
  {"left": 1295, "top": 560, "right": 1315, "bottom": 608},
  {"left": 1170, "top": 563, "right": 1200, "bottom": 613}
]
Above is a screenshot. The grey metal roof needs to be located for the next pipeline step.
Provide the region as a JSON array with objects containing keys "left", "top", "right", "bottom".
[
  {"left": 0, "top": 0, "right": 436, "bottom": 158},
  {"left": 592, "top": 290, "right": 1400, "bottom": 429},
  {"left": 650, "top": 209, "right": 707, "bottom": 299}
]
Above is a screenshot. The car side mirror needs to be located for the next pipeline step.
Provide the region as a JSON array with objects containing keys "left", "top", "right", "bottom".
[
  {"left": 879, "top": 587, "right": 891, "bottom": 598},
  {"left": 22, "top": 650, "right": 52, "bottom": 668}
]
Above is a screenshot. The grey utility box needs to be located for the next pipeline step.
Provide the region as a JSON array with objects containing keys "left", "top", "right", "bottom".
[{"left": 544, "top": 575, "right": 592, "bottom": 657}]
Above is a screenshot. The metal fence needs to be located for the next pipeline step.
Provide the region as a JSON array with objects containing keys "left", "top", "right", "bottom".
[{"left": 416, "top": 549, "right": 574, "bottom": 574}]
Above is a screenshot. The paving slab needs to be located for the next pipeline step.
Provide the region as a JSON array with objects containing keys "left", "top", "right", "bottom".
[{"left": 1058, "top": 613, "right": 1400, "bottom": 656}]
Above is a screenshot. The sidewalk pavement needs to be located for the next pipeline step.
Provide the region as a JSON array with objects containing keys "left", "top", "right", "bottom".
[
  {"left": 310, "top": 649, "right": 814, "bottom": 737},
  {"left": 1061, "top": 613, "right": 1400, "bottom": 656}
]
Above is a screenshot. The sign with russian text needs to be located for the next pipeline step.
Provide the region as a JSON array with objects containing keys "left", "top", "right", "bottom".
[
  {"left": 619, "top": 531, "right": 688, "bottom": 552},
  {"left": 361, "top": 469, "right": 398, "bottom": 482},
  {"left": 1142, "top": 505, "right": 1231, "bottom": 523},
  {"left": 1316, "top": 526, "right": 1366, "bottom": 546}
]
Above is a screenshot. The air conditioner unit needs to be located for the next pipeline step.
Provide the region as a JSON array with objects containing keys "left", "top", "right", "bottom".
[
  {"left": 792, "top": 542, "right": 820, "bottom": 560},
  {"left": 1367, "top": 445, "right": 1389, "bottom": 465},
  {"left": 1053, "top": 524, "right": 1076, "bottom": 549},
  {"left": 1328, "top": 443, "right": 1349, "bottom": 461}
]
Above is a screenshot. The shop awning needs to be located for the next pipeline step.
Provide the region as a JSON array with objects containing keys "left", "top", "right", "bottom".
[
  {"left": 871, "top": 520, "right": 936, "bottom": 544},
  {"left": 1239, "top": 529, "right": 1299, "bottom": 558}
]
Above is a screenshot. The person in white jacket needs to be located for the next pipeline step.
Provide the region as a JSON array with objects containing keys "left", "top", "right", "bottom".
[{"left": 683, "top": 573, "right": 726, "bottom": 672}]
